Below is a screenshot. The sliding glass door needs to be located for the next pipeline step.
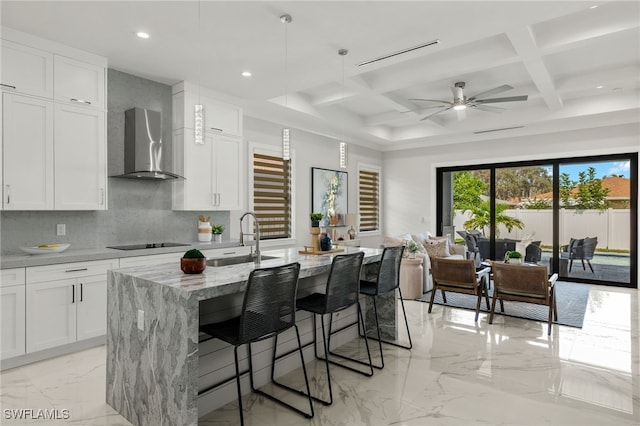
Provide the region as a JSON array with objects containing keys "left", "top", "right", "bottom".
[{"left": 437, "top": 154, "right": 637, "bottom": 288}]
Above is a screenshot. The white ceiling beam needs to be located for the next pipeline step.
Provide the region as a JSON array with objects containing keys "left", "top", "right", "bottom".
[{"left": 507, "top": 26, "right": 563, "bottom": 111}]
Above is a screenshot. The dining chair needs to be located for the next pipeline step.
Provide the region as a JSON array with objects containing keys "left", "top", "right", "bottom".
[
  {"left": 429, "top": 257, "right": 491, "bottom": 321},
  {"left": 490, "top": 262, "right": 558, "bottom": 335},
  {"left": 199, "top": 262, "right": 313, "bottom": 425}
]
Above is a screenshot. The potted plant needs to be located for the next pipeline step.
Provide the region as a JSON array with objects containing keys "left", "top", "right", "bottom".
[
  {"left": 310, "top": 213, "right": 323, "bottom": 227},
  {"left": 181, "top": 248, "right": 206, "bottom": 274},
  {"left": 211, "top": 224, "right": 225, "bottom": 243},
  {"left": 505, "top": 250, "right": 523, "bottom": 264},
  {"left": 405, "top": 240, "right": 422, "bottom": 259}
]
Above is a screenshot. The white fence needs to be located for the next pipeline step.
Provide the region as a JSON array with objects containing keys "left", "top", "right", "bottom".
[{"left": 453, "top": 208, "right": 631, "bottom": 250}]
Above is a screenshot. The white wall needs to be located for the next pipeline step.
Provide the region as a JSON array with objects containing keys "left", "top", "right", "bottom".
[
  {"left": 383, "top": 123, "right": 639, "bottom": 262},
  {"left": 234, "top": 116, "right": 383, "bottom": 248}
]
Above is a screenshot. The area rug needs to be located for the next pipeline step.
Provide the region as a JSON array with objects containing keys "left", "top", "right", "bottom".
[{"left": 417, "top": 281, "right": 589, "bottom": 328}]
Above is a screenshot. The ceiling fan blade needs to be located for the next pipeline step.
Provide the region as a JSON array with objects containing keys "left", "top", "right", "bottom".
[
  {"left": 468, "top": 84, "right": 513, "bottom": 100},
  {"left": 475, "top": 95, "right": 528, "bottom": 103},
  {"left": 419, "top": 107, "right": 451, "bottom": 121},
  {"left": 401, "top": 105, "right": 448, "bottom": 113},
  {"left": 472, "top": 104, "right": 505, "bottom": 113},
  {"left": 409, "top": 98, "right": 451, "bottom": 104}
]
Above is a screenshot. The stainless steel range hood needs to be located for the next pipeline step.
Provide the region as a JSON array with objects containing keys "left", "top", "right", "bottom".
[{"left": 113, "top": 108, "right": 184, "bottom": 180}]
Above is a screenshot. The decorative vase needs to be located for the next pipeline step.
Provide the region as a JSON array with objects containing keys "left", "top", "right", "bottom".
[
  {"left": 198, "top": 221, "right": 212, "bottom": 242},
  {"left": 213, "top": 234, "right": 222, "bottom": 243},
  {"left": 508, "top": 257, "right": 522, "bottom": 264},
  {"left": 320, "top": 234, "right": 333, "bottom": 251},
  {"left": 180, "top": 258, "right": 206, "bottom": 274},
  {"left": 408, "top": 252, "right": 416, "bottom": 259},
  {"left": 310, "top": 227, "right": 321, "bottom": 251}
]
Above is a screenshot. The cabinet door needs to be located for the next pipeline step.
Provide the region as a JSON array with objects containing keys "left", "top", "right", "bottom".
[
  {"left": 172, "top": 128, "right": 215, "bottom": 210},
  {"left": 54, "top": 103, "right": 106, "bottom": 210},
  {"left": 214, "top": 134, "right": 243, "bottom": 211},
  {"left": 76, "top": 275, "right": 107, "bottom": 340},
  {"left": 2, "top": 93, "right": 54, "bottom": 210},
  {"left": 1, "top": 40, "right": 53, "bottom": 98},
  {"left": 1, "top": 285, "right": 26, "bottom": 359},
  {"left": 26, "top": 279, "right": 76, "bottom": 353},
  {"left": 178, "top": 91, "right": 242, "bottom": 137},
  {"left": 54, "top": 55, "right": 105, "bottom": 109}
]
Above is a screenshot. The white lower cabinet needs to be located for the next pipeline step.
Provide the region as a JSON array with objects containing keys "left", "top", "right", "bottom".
[
  {"left": 1, "top": 268, "right": 26, "bottom": 360},
  {"left": 25, "top": 259, "right": 118, "bottom": 353}
]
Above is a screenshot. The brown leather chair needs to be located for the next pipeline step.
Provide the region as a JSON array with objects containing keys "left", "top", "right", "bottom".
[
  {"left": 429, "top": 258, "right": 491, "bottom": 321},
  {"left": 490, "top": 263, "right": 559, "bottom": 335}
]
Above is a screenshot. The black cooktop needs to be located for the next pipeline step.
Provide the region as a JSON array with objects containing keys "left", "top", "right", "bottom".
[{"left": 107, "top": 242, "right": 190, "bottom": 251}]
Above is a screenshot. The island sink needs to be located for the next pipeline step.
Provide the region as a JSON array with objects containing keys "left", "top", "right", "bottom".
[{"left": 206, "top": 254, "right": 278, "bottom": 267}]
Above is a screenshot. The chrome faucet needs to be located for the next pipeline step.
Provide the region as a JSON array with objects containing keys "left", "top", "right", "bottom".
[{"left": 239, "top": 212, "right": 261, "bottom": 262}]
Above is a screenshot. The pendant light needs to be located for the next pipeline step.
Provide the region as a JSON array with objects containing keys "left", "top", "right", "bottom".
[
  {"left": 281, "top": 14, "right": 292, "bottom": 160},
  {"left": 338, "top": 48, "right": 348, "bottom": 169},
  {"left": 194, "top": 0, "right": 204, "bottom": 144}
]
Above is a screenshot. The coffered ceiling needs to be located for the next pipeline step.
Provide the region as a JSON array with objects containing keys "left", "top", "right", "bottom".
[{"left": 2, "top": 1, "right": 639, "bottom": 151}]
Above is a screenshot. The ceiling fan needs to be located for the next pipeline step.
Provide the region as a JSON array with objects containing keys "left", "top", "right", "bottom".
[{"left": 409, "top": 82, "right": 528, "bottom": 121}]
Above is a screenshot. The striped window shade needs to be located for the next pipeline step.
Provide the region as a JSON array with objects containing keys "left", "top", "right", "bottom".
[
  {"left": 358, "top": 168, "right": 380, "bottom": 232},
  {"left": 253, "top": 153, "right": 291, "bottom": 239}
]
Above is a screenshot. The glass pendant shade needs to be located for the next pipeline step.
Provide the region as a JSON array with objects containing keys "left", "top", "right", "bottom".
[
  {"left": 194, "top": 104, "right": 204, "bottom": 144},
  {"left": 282, "top": 128, "right": 290, "bottom": 160}
]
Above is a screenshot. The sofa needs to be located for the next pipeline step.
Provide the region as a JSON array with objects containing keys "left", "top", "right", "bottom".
[{"left": 383, "top": 232, "right": 467, "bottom": 293}]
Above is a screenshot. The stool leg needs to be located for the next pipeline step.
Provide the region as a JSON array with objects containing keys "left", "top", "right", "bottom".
[{"left": 233, "top": 346, "right": 245, "bottom": 426}]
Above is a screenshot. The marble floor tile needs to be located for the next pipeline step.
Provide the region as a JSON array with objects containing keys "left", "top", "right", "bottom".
[{"left": 1, "top": 283, "right": 638, "bottom": 425}]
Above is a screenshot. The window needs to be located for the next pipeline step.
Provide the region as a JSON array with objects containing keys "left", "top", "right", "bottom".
[
  {"left": 252, "top": 152, "right": 291, "bottom": 239},
  {"left": 358, "top": 166, "right": 380, "bottom": 232}
]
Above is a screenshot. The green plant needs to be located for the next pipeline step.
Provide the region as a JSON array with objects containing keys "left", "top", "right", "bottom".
[
  {"left": 310, "top": 213, "right": 323, "bottom": 222},
  {"left": 405, "top": 240, "right": 422, "bottom": 254},
  {"left": 182, "top": 249, "right": 205, "bottom": 259},
  {"left": 507, "top": 250, "right": 522, "bottom": 259},
  {"left": 463, "top": 200, "right": 524, "bottom": 237},
  {"left": 211, "top": 224, "right": 225, "bottom": 234}
]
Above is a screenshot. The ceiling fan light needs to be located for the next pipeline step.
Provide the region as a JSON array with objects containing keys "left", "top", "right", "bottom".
[{"left": 453, "top": 103, "right": 467, "bottom": 111}]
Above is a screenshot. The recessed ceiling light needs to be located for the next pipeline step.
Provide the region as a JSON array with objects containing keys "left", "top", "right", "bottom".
[
  {"left": 596, "top": 85, "right": 604, "bottom": 89},
  {"left": 136, "top": 31, "right": 150, "bottom": 39},
  {"left": 590, "top": 5, "right": 598, "bottom": 9},
  {"left": 241, "top": 71, "right": 252, "bottom": 77}
]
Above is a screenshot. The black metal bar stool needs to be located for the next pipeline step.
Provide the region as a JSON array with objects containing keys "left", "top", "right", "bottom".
[
  {"left": 199, "top": 262, "right": 313, "bottom": 425},
  {"left": 295, "top": 251, "right": 374, "bottom": 405},
  {"left": 359, "top": 245, "right": 412, "bottom": 369}
]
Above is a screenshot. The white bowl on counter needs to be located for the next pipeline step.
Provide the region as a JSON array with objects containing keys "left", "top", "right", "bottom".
[{"left": 20, "top": 243, "right": 71, "bottom": 255}]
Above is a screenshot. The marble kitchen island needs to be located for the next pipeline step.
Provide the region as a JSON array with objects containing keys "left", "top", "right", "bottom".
[{"left": 106, "top": 247, "right": 386, "bottom": 426}]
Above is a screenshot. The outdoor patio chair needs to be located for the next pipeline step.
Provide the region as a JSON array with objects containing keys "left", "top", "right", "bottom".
[
  {"left": 524, "top": 241, "right": 542, "bottom": 263},
  {"left": 561, "top": 237, "right": 598, "bottom": 273},
  {"left": 490, "top": 262, "right": 558, "bottom": 335}
]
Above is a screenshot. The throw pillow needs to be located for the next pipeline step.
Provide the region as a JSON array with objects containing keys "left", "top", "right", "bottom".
[
  {"left": 423, "top": 239, "right": 450, "bottom": 258},
  {"left": 411, "top": 231, "right": 432, "bottom": 243},
  {"left": 428, "top": 236, "right": 452, "bottom": 256},
  {"left": 383, "top": 236, "right": 404, "bottom": 247}
]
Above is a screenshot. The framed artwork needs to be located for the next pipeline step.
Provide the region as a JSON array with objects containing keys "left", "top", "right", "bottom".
[{"left": 311, "top": 167, "right": 348, "bottom": 227}]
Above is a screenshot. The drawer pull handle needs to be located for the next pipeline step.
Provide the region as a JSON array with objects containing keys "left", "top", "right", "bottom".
[
  {"left": 80, "top": 283, "right": 84, "bottom": 302},
  {"left": 0, "top": 83, "right": 16, "bottom": 90},
  {"left": 65, "top": 268, "right": 88, "bottom": 273},
  {"left": 222, "top": 252, "right": 236, "bottom": 255},
  {"left": 72, "top": 284, "right": 75, "bottom": 303},
  {"left": 210, "top": 127, "right": 223, "bottom": 132},
  {"left": 5, "top": 185, "right": 10, "bottom": 204},
  {"left": 70, "top": 98, "right": 92, "bottom": 105}
]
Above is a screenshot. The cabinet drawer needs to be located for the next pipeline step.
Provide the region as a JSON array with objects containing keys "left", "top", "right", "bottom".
[
  {"left": 119, "top": 253, "right": 182, "bottom": 268},
  {"left": 26, "top": 259, "right": 119, "bottom": 284},
  {"left": 54, "top": 55, "right": 105, "bottom": 109},
  {"left": 201, "top": 246, "right": 251, "bottom": 259},
  {"left": 1, "top": 268, "right": 26, "bottom": 288}
]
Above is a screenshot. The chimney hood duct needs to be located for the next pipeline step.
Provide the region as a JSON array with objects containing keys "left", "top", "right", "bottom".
[{"left": 113, "top": 108, "right": 184, "bottom": 180}]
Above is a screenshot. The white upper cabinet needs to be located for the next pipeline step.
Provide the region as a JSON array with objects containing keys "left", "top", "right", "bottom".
[
  {"left": 54, "top": 55, "right": 105, "bottom": 110},
  {"left": 172, "top": 129, "right": 243, "bottom": 211},
  {"left": 1, "top": 29, "right": 107, "bottom": 211},
  {"left": 1, "top": 40, "right": 53, "bottom": 98},
  {"left": 54, "top": 103, "right": 106, "bottom": 210},
  {"left": 172, "top": 82, "right": 243, "bottom": 137},
  {"left": 2, "top": 93, "right": 54, "bottom": 210}
]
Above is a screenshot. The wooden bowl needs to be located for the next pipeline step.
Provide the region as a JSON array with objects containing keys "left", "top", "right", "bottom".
[{"left": 180, "top": 258, "right": 206, "bottom": 274}]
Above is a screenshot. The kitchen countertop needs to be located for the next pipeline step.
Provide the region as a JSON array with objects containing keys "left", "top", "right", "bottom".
[{"left": 0, "top": 240, "right": 245, "bottom": 269}]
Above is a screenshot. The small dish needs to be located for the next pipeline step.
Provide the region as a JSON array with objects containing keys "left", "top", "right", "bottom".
[{"left": 20, "top": 243, "right": 71, "bottom": 255}]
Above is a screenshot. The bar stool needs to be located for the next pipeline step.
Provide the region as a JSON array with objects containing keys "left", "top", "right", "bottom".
[
  {"left": 359, "top": 245, "right": 412, "bottom": 369},
  {"left": 199, "top": 262, "right": 313, "bottom": 426},
  {"left": 295, "top": 251, "right": 373, "bottom": 405}
]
